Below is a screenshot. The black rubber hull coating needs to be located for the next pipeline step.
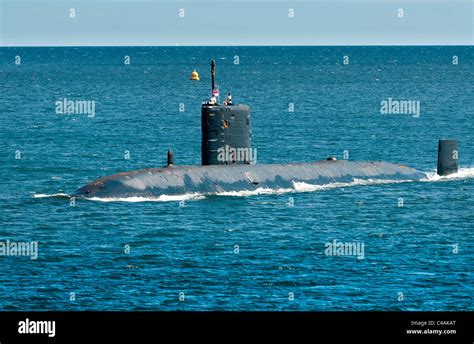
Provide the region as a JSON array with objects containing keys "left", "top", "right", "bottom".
[
  {"left": 437, "top": 140, "right": 458, "bottom": 176},
  {"left": 75, "top": 160, "right": 426, "bottom": 199}
]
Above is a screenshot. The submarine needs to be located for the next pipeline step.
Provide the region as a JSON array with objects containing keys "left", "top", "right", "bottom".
[{"left": 75, "top": 60, "right": 459, "bottom": 199}]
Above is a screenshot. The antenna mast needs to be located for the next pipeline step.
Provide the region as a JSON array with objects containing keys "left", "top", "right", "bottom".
[{"left": 211, "top": 59, "right": 216, "bottom": 90}]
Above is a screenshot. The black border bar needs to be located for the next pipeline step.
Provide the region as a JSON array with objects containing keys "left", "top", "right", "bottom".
[{"left": 0, "top": 312, "right": 472, "bottom": 343}]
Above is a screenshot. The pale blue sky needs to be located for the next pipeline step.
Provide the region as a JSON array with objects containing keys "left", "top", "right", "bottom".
[{"left": 0, "top": 0, "right": 472, "bottom": 46}]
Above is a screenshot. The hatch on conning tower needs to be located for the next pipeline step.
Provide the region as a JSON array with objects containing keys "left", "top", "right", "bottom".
[{"left": 201, "top": 59, "right": 253, "bottom": 166}]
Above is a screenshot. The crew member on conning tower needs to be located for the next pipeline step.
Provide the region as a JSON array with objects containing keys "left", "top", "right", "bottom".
[
  {"left": 208, "top": 94, "right": 217, "bottom": 105},
  {"left": 224, "top": 92, "right": 233, "bottom": 105}
]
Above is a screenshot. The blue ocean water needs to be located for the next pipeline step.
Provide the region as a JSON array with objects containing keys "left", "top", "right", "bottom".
[{"left": 0, "top": 46, "right": 473, "bottom": 311}]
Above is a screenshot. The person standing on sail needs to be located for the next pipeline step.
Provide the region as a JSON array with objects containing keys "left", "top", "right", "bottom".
[
  {"left": 208, "top": 94, "right": 217, "bottom": 105},
  {"left": 224, "top": 92, "right": 233, "bottom": 105}
]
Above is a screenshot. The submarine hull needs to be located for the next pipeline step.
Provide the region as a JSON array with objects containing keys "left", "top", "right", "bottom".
[{"left": 75, "top": 160, "right": 426, "bottom": 199}]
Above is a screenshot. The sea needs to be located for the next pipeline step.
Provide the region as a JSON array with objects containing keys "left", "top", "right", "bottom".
[{"left": 0, "top": 46, "right": 473, "bottom": 310}]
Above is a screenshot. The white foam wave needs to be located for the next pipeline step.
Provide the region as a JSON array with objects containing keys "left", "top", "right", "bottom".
[
  {"left": 422, "top": 167, "right": 474, "bottom": 182},
  {"left": 216, "top": 187, "right": 294, "bottom": 197},
  {"left": 292, "top": 178, "right": 411, "bottom": 193},
  {"left": 86, "top": 193, "right": 206, "bottom": 203},
  {"left": 33, "top": 193, "right": 71, "bottom": 199},
  {"left": 214, "top": 178, "right": 411, "bottom": 198}
]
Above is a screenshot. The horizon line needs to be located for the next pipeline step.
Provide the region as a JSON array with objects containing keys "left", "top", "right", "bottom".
[{"left": 1, "top": 44, "right": 473, "bottom": 48}]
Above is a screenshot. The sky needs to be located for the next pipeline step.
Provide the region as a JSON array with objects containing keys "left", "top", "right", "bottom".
[{"left": 0, "top": 0, "right": 472, "bottom": 46}]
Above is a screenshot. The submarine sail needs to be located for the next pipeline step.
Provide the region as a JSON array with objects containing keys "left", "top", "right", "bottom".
[{"left": 201, "top": 59, "right": 252, "bottom": 165}]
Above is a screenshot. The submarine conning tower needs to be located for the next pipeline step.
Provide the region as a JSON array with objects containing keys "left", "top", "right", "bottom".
[
  {"left": 201, "top": 59, "right": 253, "bottom": 166},
  {"left": 437, "top": 139, "right": 459, "bottom": 176}
]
